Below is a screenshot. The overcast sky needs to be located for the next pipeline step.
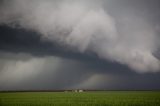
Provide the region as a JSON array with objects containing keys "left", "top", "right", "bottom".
[{"left": 0, "top": 0, "right": 160, "bottom": 90}]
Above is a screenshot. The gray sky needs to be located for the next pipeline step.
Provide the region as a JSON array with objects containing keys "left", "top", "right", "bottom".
[{"left": 0, "top": 0, "right": 160, "bottom": 90}]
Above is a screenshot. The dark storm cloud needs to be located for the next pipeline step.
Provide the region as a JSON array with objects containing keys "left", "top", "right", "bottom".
[
  {"left": 0, "top": 25, "right": 98, "bottom": 61},
  {"left": 0, "top": 0, "right": 160, "bottom": 90},
  {"left": 0, "top": 24, "right": 137, "bottom": 74},
  {"left": 0, "top": 25, "right": 75, "bottom": 57},
  {"left": 0, "top": 25, "right": 134, "bottom": 74}
]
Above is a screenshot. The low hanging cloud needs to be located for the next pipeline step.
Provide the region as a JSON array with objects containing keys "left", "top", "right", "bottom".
[
  {"left": 0, "top": 51, "right": 98, "bottom": 90},
  {"left": 0, "top": 0, "right": 160, "bottom": 73}
]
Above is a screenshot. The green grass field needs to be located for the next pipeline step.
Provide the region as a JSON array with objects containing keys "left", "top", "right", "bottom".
[{"left": 0, "top": 91, "right": 160, "bottom": 106}]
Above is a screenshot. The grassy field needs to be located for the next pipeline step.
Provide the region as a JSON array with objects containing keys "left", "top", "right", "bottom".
[{"left": 0, "top": 91, "right": 160, "bottom": 106}]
